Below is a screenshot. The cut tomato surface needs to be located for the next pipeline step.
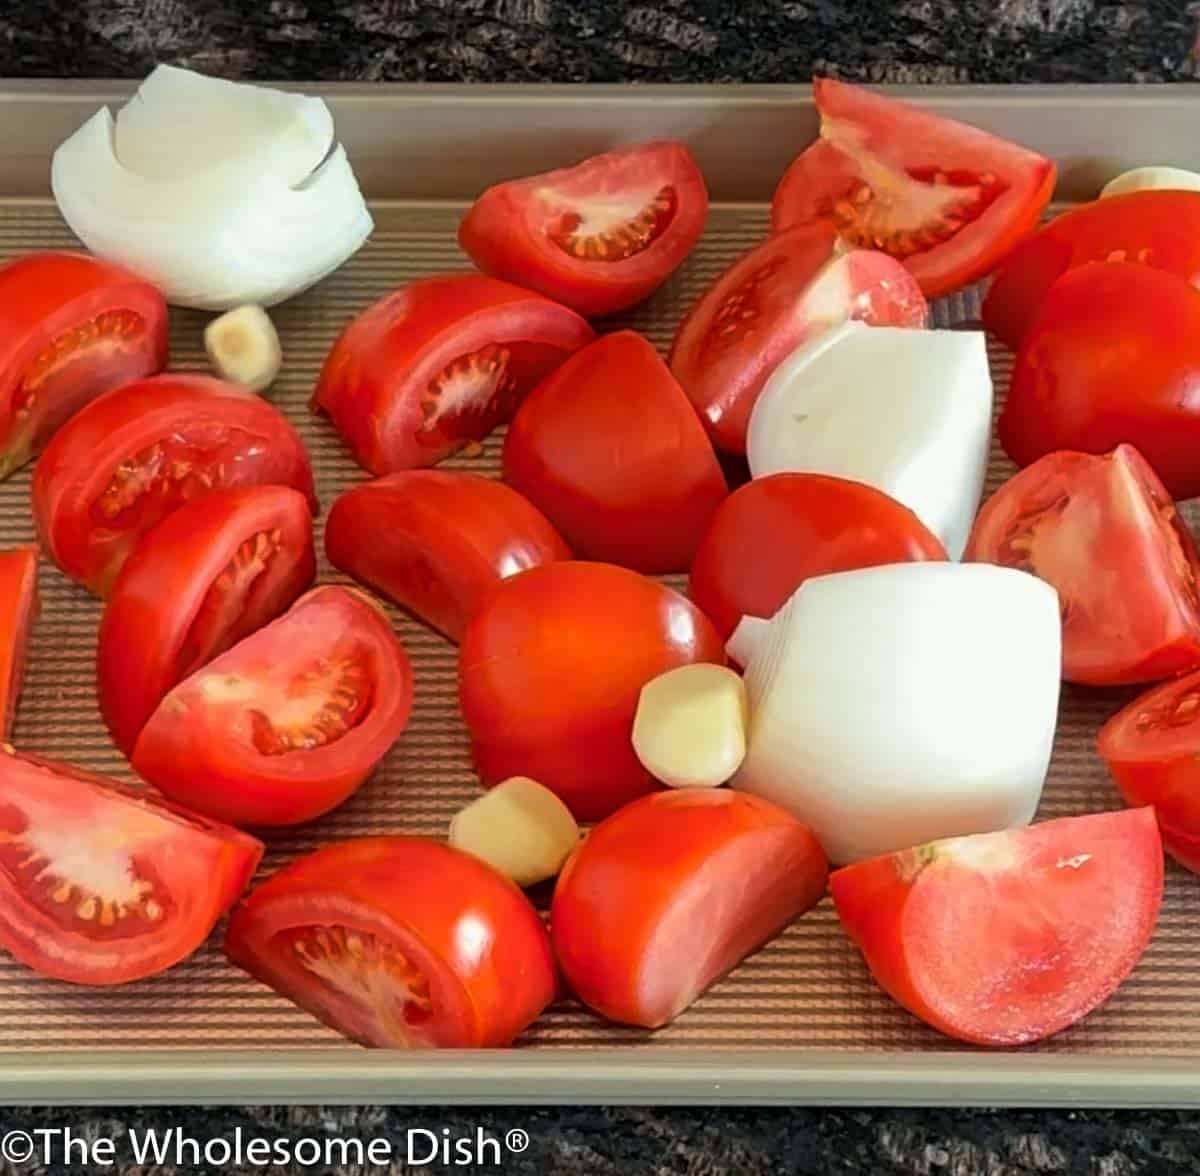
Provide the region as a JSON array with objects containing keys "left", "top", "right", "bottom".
[
  {"left": 97, "top": 486, "right": 316, "bottom": 756},
  {"left": 830, "top": 808, "right": 1163, "bottom": 1046},
  {"left": 224, "top": 836, "right": 556, "bottom": 1048},
  {"left": 312, "top": 273, "right": 594, "bottom": 474},
  {"left": 0, "top": 546, "right": 37, "bottom": 738},
  {"left": 131, "top": 586, "right": 414, "bottom": 828},
  {"left": 0, "top": 746, "right": 262, "bottom": 985},
  {"left": 458, "top": 141, "right": 708, "bottom": 317},
  {"left": 771, "top": 80, "right": 1055, "bottom": 299}
]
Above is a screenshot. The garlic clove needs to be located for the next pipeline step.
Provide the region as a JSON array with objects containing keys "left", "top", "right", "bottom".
[
  {"left": 1101, "top": 166, "right": 1200, "bottom": 199},
  {"left": 205, "top": 305, "right": 282, "bottom": 393}
]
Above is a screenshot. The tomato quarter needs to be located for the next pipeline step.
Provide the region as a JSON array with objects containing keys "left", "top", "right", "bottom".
[{"left": 0, "top": 546, "right": 37, "bottom": 738}]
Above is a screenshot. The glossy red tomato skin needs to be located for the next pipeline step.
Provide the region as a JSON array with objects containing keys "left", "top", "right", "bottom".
[
  {"left": 503, "top": 331, "right": 728, "bottom": 574},
  {"left": 690, "top": 474, "right": 947, "bottom": 640},
  {"left": 552, "top": 790, "right": 827, "bottom": 1028},
  {"left": 670, "top": 225, "right": 928, "bottom": 454},
  {"left": 131, "top": 586, "right": 414, "bottom": 828},
  {"left": 312, "top": 273, "right": 594, "bottom": 475},
  {"left": 325, "top": 470, "right": 570, "bottom": 642},
  {"left": 459, "top": 561, "right": 726, "bottom": 821},
  {"left": 771, "top": 79, "right": 1056, "bottom": 299},
  {"left": 458, "top": 142, "right": 708, "bottom": 317},
  {"left": 0, "top": 546, "right": 37, "bottom": 738},
  {"left": 32, "top": 374, "right": 317, "bottom": 596},
  {"left": 0, "top": 746, "right": 262, "bottom": 985},
  {"left": 225, "top": 836, "right": 556, "bottom": 1048},
  {"left": 982, "top": 191, "right": 1200, "bottom": 350},
  {"left": 0, "top": 252, "right": 168, "bottom": 480},
  {"left": 97, "top": 486, "right": 316, "bottom": 757},
  {"left": 1000, "top": 264, "right": 1200, "bottom": 502},
  {"left": 830, "top": 809, "right": 1162, "bottom": 1045}
]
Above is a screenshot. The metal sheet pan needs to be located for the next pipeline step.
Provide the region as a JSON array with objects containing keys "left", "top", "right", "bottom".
[{"left": 0, "top": 83, "right": 1197, "bottom": 1106}]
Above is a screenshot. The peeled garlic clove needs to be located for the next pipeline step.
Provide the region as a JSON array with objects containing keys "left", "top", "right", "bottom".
[
  {"left": 632, "top": 663, "right": 747, "bottom": 789},
  {"left": 449, "top": 776, "right": 580, "bottom": 888},
  {"left": 1101, "top": 167, "right": 1200, "bottom": 199},
  {"left": 204, "top": 305, "right": 282, "bottom": 393}
]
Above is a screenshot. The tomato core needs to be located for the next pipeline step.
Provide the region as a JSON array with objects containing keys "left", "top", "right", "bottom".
[
  {"left": 548, "top": 185, "right": 677, "bottom": 262},
  {"left": 248, "top": 657, "right": 374, "bottom": 756},
  {"left": 420, "top": 343, "right": 518, "bottom": 447}
]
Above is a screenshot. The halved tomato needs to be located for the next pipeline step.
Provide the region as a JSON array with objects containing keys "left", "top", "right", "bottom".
[
  {"left": 0, "top": 252, "right": 168, "bottom": 480},
  {"left": 771, "top": 79, "right": 1056, "bottom": 299},
  {"left": 458, "top": 141, "right": 708, "bottom": 317},
  {"left": 459, "top": 561, "right": 725, "bottom": 821},
  {"left": 325, "top": 470, "right": 569, "bottom": 642},
  {"left": 983, "top": 190, "right": 1200, "bottom": 349},
  {"left": 0, "top": 546, "right": 37, "bottom": 738},
  {"left": 33, "top": 374, "right": 316, "bottom": 596},
  {"left": 97, "top": 486, "right": 316, "bottom": 756},
  {"left": 552, "top": 790, "right": 827, "bottom": 1029},
  {"left": 0, "top": 745, "right": 262, "bottom": 985},
  {"left": 830, "top": 809, "right": 1162, "bottom": 1045},
  {"left": 225, "top": 836, "right": 556, "bottom": 1048},
  {"left": 670, "top": 225, "right": 927, "bottom": 454},
  {"left": 966, "top": 445, "right": 1200, "bottom": 686},
  {"left": 311, "top": 273, "right": 594, "bottom": 474},
  {"left": 502, "top": 331, "right": 727, "bottom": 574},
  {"left": 131, "top": 586, "right": 413, "bottom": 828}
]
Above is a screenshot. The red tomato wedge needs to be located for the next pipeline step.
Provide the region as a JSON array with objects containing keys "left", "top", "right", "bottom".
[
  {"left": 1000, "top": 263, "right": 1200, "bottom": 501},
  {"left": 458, "top": 141, "right": 708, "bottom": 317},
  {"left": 225, "top": 836, "right": 556, "bottom": 1048},
  {"left": 552, "top": 790, "right": 827, "bottom": 1029},
  {"left": 131, "top": 586, "right": 413, "bottom": 828},
  {"left": 33, "top": 374, "right": 316, "bottom": 596},
  {"left": 771, "top": 79, "right": 1056, "bottom": 299},
  {"left": 983, "top": 190, "right": 1200, "bottom": 350},
  {"left": 503, "top": 331, "right": 727, "bottom": 574},
  {"left": 0, "top": 252, "right": 168, "bottom": 480},
  {"left": 691, "top": 474, "right": 947, "bottom": 642},
  {"left": 325, "top": 470, "right": 569, "bottom": 642},
  {"left": 830, "top": 809, "right": 1162, "bottom": 1046},
  {"left": 312, "top": 274, "right": 594, "bottom": 475},
  {"left": 97, "top": 486, "right": 316, "bottom": 756},
  {"left": 459, "top": 561, "right": 725, "bottom": 821},
  {"left": 670, "top": 225, "right": 927, "bottom": 454},
  {"left": 0, "top": 746, "right": 262, "bottom": 985},
  {"left": 0, "top": 546, "right": 37, "bottom": 738}
]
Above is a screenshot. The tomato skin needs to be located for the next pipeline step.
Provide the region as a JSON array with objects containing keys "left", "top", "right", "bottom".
[
  {"left": 325, "top": 471, "right": 570, "bottom": 642},
  {"left": 1001, "top": 264, "right": 1200, "bottom": 502},
  {"left": 459, "top": 561, "right": 726, "bottom": 821},
  {"left": 458, "top": 141, "right": 708, "bottom": 317},
  {"left": 982, "top": 191, "right": 1200, "bottom": 350},
  {"left": 131, "top": 586, "right": 414, "bottom": 828},
  {"left": 503, "top": 331, "right": 728, "bottom": 574},
  {"left": 0, "top": 546, "right": 37, "bottom": 738},
  {"left": 32, "top": 374, "right": 317, "bottom": 596},
  {"left": 690, "top": 474, "right": 947, "bottom": 641},
  {"left": 0, "top": 252, "right": 168, "bottom": 480},
  {"left": 0, "top": 746, "right": 262, "bottom": 985},
  {"left": 312, "top": 273, "right": 594, "bottom": 475},
  {"left": 830, "top": 809, "right": 1162, "bottom": 1045},
  {"left": 225, "top": 836, "right": 556, "bottom": 1048},
  {"left": 97, "top": 486, "right": 316, "bottom": 757},
  {"left": 552, "top": 790, "right": 827, "bottom": 1028}
]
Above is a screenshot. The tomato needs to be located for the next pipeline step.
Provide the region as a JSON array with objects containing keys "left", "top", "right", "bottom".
[
  {"left": 32, "top": 374, "right": 316, "bottom": 596},
  {"left": 0, "top": 745, "right": 261, "bottom": 985},
  {"left": 0, "top": 546, "right": 37, "bottom": 738},
  {"left": 552, "top": 790, "right": 827, "bottom": 1029},
  {"left": 131, "top": 586, "right": 414, "bottom": 828},
  {"left": 458, "top": 141, "right": 708, "bottom": 317},
  {"left": 829, "top": 808, "right": 1163, "bottom": 1045},
  {"left": 0, "top": 252, "right": 168, "bottom": 480},
  {"left": 312, "top": 274, "right": 594, "bottom": 475},
  {"left": 771, "top": 79, "right": 1056, "bottom": 299},
  {"left": 982, "top": 191, "right": 1200, "bottom": 349},
  {"left": 459, "top": 561, "right": 725, "bottom": 821},
  {"left": 325, "top": 470, "right": 569, "bottom": 642},
  {"left": 502, "top": 331, "right": 727, "bottom": 574},
  {"left": 97, "top": 486, "right": 316, "bottom": 756},
  {"left": 690, "top": 474, "right": 947, "bottom": 641},
  {"left": 669, "top": 225, "right": 927, "bottom": 454},
  {"left": 1000, "top": 263, "right": 1200, "bottom": 502},
  {"left": 225, "top": 836, "right": 556, "bottom": 1048}
]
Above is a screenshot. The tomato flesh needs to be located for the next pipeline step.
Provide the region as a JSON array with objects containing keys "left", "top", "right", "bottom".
[{"left": 0, "top": 547, "right": 37, "bottom": 738}]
